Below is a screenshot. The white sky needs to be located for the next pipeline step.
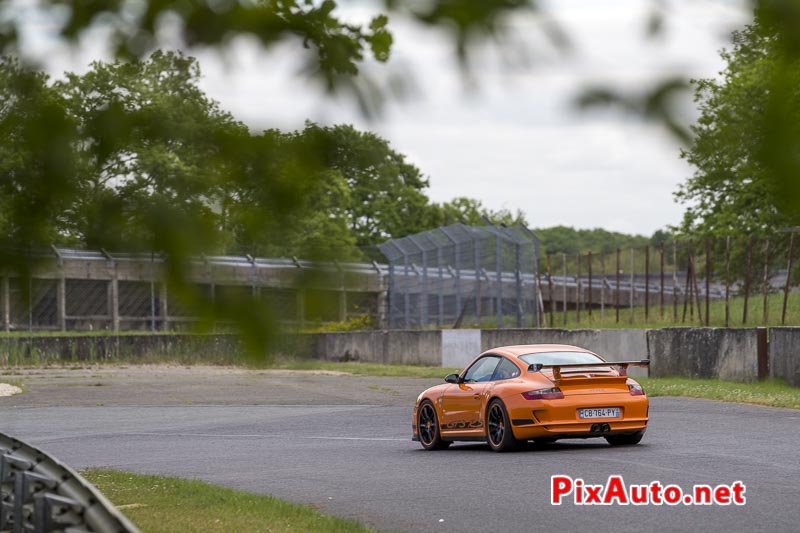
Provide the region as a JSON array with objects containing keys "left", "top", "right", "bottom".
[{"left": 23, "top": 0, "right": 752, "bottom": 236}]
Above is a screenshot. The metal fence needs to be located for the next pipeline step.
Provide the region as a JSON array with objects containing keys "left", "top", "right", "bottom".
[
  {"left": 0, "top": 250, "right": 384, "bottom": 332},
  {"left": 539, "top": 234, "right": 799, "bottom": 327},
  {"left": 0, "top": 432, "right": 138, "bottom": 532},
  {"left": 378, "top": 223, "right": 541, "bottom": 329},
  {"left": 1, "top": 233, "right": 798, "bottom": 333}
]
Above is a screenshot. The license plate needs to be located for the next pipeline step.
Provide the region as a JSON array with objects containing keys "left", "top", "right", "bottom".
[{"left": 578, "top": 407, "right": 621, "bottom": 419}]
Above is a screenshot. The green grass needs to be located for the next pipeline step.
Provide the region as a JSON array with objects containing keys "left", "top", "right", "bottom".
[
  {"left": 82, "top": 469, "right": 374, "bottom": 533},
  {"left": 638, "top": 377, "right": 800, "bottom": 409},
  {"left": 542, "top": 290, "right": 800, "bottom": 329}
]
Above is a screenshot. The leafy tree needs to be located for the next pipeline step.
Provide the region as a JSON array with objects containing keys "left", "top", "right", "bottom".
[
  {"left": 0, "top": 59, "right": 80, "bottom": 267},
  {"left": 534, "top": 226, "right": 648, "bottom": 256},
  {"left": 434, "top": 197, "right": 528, "bottom": 227},
  {"left": 317, "top": 124, "right": 440, "bottom": 248},
  {"left": 223, "top": 127, "right": 358, "bottom": 260},
  {"left": 675, "top": 23, "right": 800, "bottom": 238},
  {"left": 54, "top": 51, "right": 249, "bottom": 254}
]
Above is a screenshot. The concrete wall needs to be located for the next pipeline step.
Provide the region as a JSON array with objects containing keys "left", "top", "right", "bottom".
[
  {"left": 647, "top": 328, "right": 761, "bottom": 382},
  {"left": 3, "top": 327, "right": 794, "bottom": 387},
  {"left": 314, "top": 331, "right": 441, "bottom": 366},
  {"left": 0, "top": 334, "right": 243, "bottom": 364},
  {"left": 769, "top": 327, "right": 800, "bottom": 387},
  {"left": 441, "top": 330, "right": 481, "bottom": 368}
]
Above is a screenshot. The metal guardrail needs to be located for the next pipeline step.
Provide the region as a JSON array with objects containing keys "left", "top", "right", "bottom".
[{"left": 0, "top": 432, "right": 139, "bottom": 533}]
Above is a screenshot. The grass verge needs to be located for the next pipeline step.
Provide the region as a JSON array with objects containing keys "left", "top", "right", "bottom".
[
  {"left": 638, "top": 377, "right": 800, "bottom": 409},
  {"left": 82, "top": 469, "right": 373, "bottom": 533}
]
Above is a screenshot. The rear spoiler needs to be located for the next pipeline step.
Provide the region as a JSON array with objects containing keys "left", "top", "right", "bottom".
[{"left": 527, "top": 360, "right": 649, "bottom": 380}]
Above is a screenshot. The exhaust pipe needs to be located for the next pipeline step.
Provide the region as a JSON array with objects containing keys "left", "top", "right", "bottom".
[
  {"left": 601, "top": 423, "right": 610, "bottom": 432},
  {"left": 590, "top": 423, "right": 600, "bottom": 432}
]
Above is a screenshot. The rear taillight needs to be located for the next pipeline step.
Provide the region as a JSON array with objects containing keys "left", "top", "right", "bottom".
[
  {"left": 627, "top": 380, "right": 645, "bottom": 396},
  {"left": 522, "top": 387, "right": 564, "bottom": 400}
]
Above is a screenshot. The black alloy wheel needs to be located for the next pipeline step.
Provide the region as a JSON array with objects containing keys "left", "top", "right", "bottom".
[
  {"left": 418, "top": 401, "right": 450, "bottom": 450},
  {"left": 486, "top": 399, "right": 519, "bottom": 452}
]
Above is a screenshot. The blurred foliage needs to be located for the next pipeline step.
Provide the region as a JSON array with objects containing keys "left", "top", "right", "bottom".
[
  {"left": 576, "top": 76, "right": 691, "bottom": 144},
  {"left": 675, "top": 22, "right": 800, "bottom": 239},
  {"left": 3, "top": 0, "right": 800, "bottom": 357}
]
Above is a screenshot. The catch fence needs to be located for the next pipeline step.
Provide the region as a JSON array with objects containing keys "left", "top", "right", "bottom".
[{"left": 378, "top": 223, "right": 541, "bottom": 329}]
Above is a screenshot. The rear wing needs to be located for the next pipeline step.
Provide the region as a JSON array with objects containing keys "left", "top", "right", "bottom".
[{"left": 527, "top": 360, "right": 649, "bottom": 380}]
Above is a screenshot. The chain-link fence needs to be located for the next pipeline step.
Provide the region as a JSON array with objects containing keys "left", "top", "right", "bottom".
[
  {"left": 539, "top": 234, "right": 800, "bottom": 327},
  {"left": 378, "top": 223, "right": 541, "bottom": 329}
]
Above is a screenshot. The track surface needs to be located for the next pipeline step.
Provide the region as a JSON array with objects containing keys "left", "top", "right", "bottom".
[{"left": 2, "top": 367, "right": 799, "bottom": 532}]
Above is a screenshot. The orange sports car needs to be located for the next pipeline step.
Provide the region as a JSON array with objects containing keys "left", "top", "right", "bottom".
[{"left": 412, "top": 344, "right": 649, "bottom": 452}]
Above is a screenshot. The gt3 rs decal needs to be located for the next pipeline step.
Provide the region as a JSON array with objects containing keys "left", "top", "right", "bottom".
[{"left": 440, "top": 420, "right": 483, "bottom": 430}]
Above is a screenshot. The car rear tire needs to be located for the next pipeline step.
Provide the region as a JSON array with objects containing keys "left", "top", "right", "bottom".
[
  {"left": 417, "top": 401, "right": 450, "bottom": 450},
  {"left": 486, "top": 399, "right": 519, "bottom": 452},
  {"left": 605, "top": 431, "right": 645, "bottom": 446}
]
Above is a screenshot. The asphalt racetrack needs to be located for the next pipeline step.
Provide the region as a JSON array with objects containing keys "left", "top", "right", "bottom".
[{"left": 2, "top": 367, "right": 799, "bottom": 532}]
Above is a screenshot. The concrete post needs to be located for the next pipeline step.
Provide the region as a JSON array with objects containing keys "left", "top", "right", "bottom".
[
  {"left": 159, "top": 283, "right": 169, "bottom": 331},
  {"left": 297, "top": 288, "right": 306, "bottom": 329},
  {"left": 2, "top": 277, "right": 9, "bottom": 332},
  {"left": 57, "top": 277, "right": 66, "bottom": 331},
  {"left": 110, "top": 274, "right": 120, "bottom": 332}
]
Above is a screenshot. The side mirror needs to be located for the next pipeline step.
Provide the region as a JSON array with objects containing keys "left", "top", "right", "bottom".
[{"left": 444, "top": 373, "right": 461, "bottom": 384}]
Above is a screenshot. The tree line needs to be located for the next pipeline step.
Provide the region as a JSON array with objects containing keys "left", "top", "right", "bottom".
[{"left": 0, "top": 51, "right": 659, "bottom": 263}]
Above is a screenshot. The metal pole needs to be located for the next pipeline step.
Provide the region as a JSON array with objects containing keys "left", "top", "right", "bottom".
[
  {"left": 517, "top": 223, "right": 541, "bottom": 328},
  {"left": 546, "top": 254, "right": 554, "bottom": 327},
  {"left": 763, "top": 238, "right": 770, "bottom": 325},
  {"left": 743, "top": 236, "right": 753, "bottom": 325},
  {"left": 588, "top": 251, "right": 593, "bottom": 317},
  {"left": 437, "top": 245, "right": 443, "bottom": 326},
  {"left": 150, "top": 252, "right": 156, "bottom": 333},
  {"left": 421, "top": 246, "right": 428, "bottom": 327},
  {"left": 562, "top": 253, "right": 567, "bottom": 326},
  {"left": 682, "top": 244, "right": 692, "bottom": 323},
  {"left": 403, "top": 251, "right": 410, "bottom": 328},
  {"left": 439, "top": 228, "right": 460, "bottom": 327},
  {"left": 533, "top": 235, "right": 541, "bottom": 328},
  {"left": 705, "top": 238, "right": 710, "bottom": 326},
  {"left": 514, "top": 240, "right": 523, "bottom": 328},
  {"left": 475, "top": 236, "right": 481, "bottom": 326},
  {"left": 644, "top": 246, "right": 649, "bottom": 321},
  {"left": 454, "top": 241, "right": 461, "bottom": 325},
  {"left": 629, "top": 247, "right": 634, "bottom": 324},
  {"left": 659, "top": 243, "right": 665, "bottom": 320},
  {"left": 725, "top": 236, "right": 731, "bottom": 327},
  {"left": 673, "top": 240, "right": 679, "bottom": 322},
  {"left": 782, "top": 232, "right": 795, "bottom": 325},
  {"left": 691, "top": 244, "right": 703, "bottom": 324},
  {"left": 388, "top": 261, "right": 396, "bottom": 328},
  {"left": 576, "top": 253, "right": 581, "bottom": 324},
  {"left": 615, "top": 248, "right": 620, "bottom": 323},
  {"left": 600, "top": 252, "right": 605, "bottom": 321},
  {"left": 495, "top": 234, "right": 502, "bottom": 328},
  {"left": 2, "top": 277, "right": 9, "bottom": 332}
]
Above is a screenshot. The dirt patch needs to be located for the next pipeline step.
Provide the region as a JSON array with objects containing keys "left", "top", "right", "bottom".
[{"left": 0, "top": 365, "right": 439, "bottom": 407}]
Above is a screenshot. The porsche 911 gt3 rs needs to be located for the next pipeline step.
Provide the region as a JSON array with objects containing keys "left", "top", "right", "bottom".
[{"left": 412, "top": 344, "right": 649, "bottom": 452}]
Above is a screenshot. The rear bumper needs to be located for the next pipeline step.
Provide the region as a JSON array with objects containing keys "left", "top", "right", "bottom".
[{"left": 507, "top": 394, "right": 648, "bottom": 440}]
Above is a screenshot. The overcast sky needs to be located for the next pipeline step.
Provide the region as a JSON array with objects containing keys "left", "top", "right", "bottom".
[{"left": 27, "top": 0, "right": 752, "bottom": 236}]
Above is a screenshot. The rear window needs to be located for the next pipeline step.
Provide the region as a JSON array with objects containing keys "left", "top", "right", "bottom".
[{"left": 519, "top": 351, "right": 605, "bottom": 366}]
